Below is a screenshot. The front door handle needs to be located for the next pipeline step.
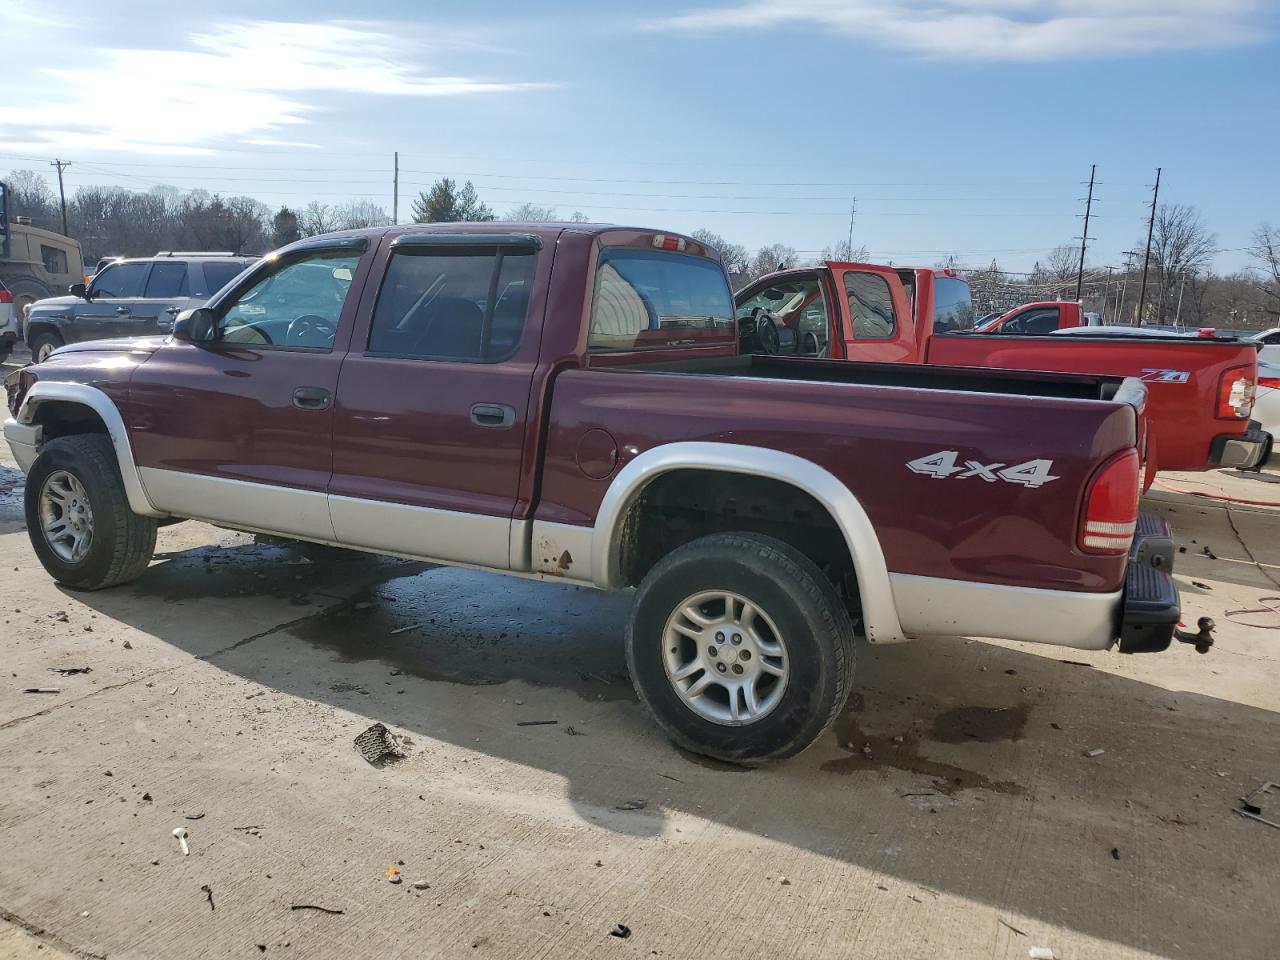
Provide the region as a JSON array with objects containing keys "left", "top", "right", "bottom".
[
  {"left": 165, "top": 306, "right": 181, "bottom": 315},
  {"left": 115, "top": 306, "right": 130, "bottom": 315},
  {"left": 470, "top": 403, "right": 516, "bottom": 428},
  {"left": 292, "top": 386, "right": 332, "bottom": 410}
]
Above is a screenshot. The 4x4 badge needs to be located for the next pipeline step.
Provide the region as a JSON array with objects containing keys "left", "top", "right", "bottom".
[{"left": 906, "top": 450, "right": 1059, "bottom": 488}]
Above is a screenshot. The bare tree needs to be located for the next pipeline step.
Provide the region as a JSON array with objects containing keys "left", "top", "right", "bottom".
[
  {"left": 1248, "top": 222, "right": 1280, "bottom": 321},
  {"left": 300, "top": 201, "right": 338, "bottom": 237},
  {"left": 504, "top": 202, "right": 559, "bottom": 221},
  {"left": 332, "top": 199, "right": 391, "bottom": 230},
  {"left": 690, "top": 229, "right": 749, "bottom": 275},
  {"left": 820, "top": 239, "right": 870, "bottom": 263},
  {"left": 1146, "top": 203, "right": 1217, "bottom": 322},
  {"left": 747, "top": 243, "right": 797, "bottom": 281}
]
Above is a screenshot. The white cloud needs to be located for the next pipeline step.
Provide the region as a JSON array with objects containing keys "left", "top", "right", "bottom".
[
  {"left": 0, "top": 19, "right": 551, "bottom": 155},
  {"left": 653, "top": 0, "right": 1268, "bottom": 60}
]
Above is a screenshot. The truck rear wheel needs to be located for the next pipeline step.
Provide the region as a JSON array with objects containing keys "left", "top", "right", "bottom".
[
  {"left": 25, "top": 435, "right": 158, "bottom": 590},
  {"left": 627, "top": 532, "right": 856, "bottom": 764}
]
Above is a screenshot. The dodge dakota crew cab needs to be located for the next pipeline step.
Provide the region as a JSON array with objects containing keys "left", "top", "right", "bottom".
[
  {"left": 5, "top": 225, "right": 1180, "bottom": 763},
  {"left": 736, "top": 263, "right": 1270, "bottom": 479}
]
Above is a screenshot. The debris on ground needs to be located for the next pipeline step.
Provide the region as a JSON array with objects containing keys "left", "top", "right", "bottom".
[
  {"left": 49, "top": 667, "right": 91, "bottom": 676},
  {"left": 1029, "top": 948, "right": 1056, "bottom": 960},
  {"left": 565, "top": 726, "right": 583, "bottom": 736},
  {"left": 173, "top": 827, "right": 190, "bottom": 856},
  {"left": 1084, "top": 748, "right": 1106, "bottom": 758},
  {"left": 516, "top": 720, "right": 558, "bottom": 727},
  {"left": 201, "top": 884, "right": 215, "bottom": 910},
  {"left": 122, "top": 641, "right": 133, "bottom": 649},
  {"left": 609, "top": 924, "right": 631, "bottom": 939},
  {"left": 389, "top": 623, "right": 423, "bottom": 636},
  {"left": 386, "top": 865, "right": 402, "bottom": 884},
  {"left": 412, "top": 881, "right": 430, "bottom": 890},
  {"left": 998, "top": 919, "right": 1027, "bottom": 936},
  {"left": 1203, "top": 546, "right": 1217, "bottom": 559},
  {"left": 354, "top": 722, "right": 404, "bottom": 765},
  {"left": 290, "top": 904, "right": 345, "bottom": 915},
  {"left": 185, "top": 813, "right": 206, "bottom": 820},
  {"left": 22, "top": 687, "right": 60, "bottom": 694},
  {"left": 615, "top": 799, "right": 647, "bottom": 811},
  {"left": 1111, "top": 847, "right": 1121, "bottom": 860},
  {"left": 1191, "top": 580, "right": 1213, "bottom": 590},
  {"left": 1237, "top": 781, "right": 1280, "bottom": 829},
  {"left": 779, "top": 877, "right": 791, "bottom": 886}
]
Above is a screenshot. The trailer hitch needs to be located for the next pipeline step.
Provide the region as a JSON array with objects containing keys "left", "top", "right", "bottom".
[{"left": 1174, "top": 616, "right": 1215, "bottom": 654}]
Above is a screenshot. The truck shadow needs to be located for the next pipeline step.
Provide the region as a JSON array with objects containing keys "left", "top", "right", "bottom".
[{"left": 70, "top": 536, "right": 1280, "bottom": 960}]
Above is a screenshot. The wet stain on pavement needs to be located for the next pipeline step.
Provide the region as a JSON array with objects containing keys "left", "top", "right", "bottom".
[
  {"left": 821, "top": 708, "right": 1025, "bottom": 795},
  {"left": 929, "top": 704, "right": 1030, "bottom": 743},
  {"left": 287, "top": 566, "right": 638, "bottom": 702}
]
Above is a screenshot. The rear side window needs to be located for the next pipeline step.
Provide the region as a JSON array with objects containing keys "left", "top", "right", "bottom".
[
  {"left": 90, "top": 262, "right": 148, "bottom": 299},
  {"left": 589, "top": 250, "right": 733, "bottom": 352},
  {"left": 933, "top": 277, "right": 974, "bottom": 333},
  {"left": 203, "top": 261, "right": 249, "bottom": 295},
  {"left": 40, "top": 245, "right": 69, "bottom": 275},
  {"left": 144, "top": 262, "right": 189, "bottom": 298},
  {"left": 843, "top": 272, "right": 897, "bottom": 340},
  {"left": 368, "top": 246, "right": 535, "bottom": 362}
]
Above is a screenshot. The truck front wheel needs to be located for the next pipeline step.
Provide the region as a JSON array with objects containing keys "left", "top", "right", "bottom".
[
  {"left": 627, "top": 532, "right": 856, "bottom": 764},
  {"left": 25, "top": 435, "right": 158, "bottom": 590}
]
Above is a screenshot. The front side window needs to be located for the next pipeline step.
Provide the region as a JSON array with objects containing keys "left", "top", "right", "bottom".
[
  {"left": 1003, "top": 308, "right": 1061, "bottom": 335},
  {"left": 40, "top": 245, "right": 69, "bottom": 275},
  {"left": 143, "top": 262, "right": 188, "bottom": 298},
  {"left": 737, "top": 277, "right": 829, "bottom": 355},
  {"left": 89, "top": 262, "right": 148, "bottom": 299},
  {"left": 367, "top": 246, "right": 535, "bottom": 362},
  {"left": 589, "top": 250, "right": 734, "bottom": 352},
  {"left": 844, "top": 272, "right": 897, "bottom": 340},
  {"left": 220, "top": 251, "right": 360, "bottom": 349}
]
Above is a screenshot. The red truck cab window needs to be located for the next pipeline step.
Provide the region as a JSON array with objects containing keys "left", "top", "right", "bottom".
[{"left": 844, "top": 272, "right": 897, "bottom": 340}]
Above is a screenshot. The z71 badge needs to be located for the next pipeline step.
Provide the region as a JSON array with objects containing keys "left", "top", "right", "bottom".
[{"left": 906, "top": 450, "right": 1059, "bottom": 488}]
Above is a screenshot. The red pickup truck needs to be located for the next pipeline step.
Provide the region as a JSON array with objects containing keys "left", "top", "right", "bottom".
[
  {"left": 977, "top": 301, "right": 1099, "bottom": 334},
  {"left": 5, "top": 225, "right": 1180, "bottom": 763},
  {"left": 735, "top": 263, "right": 1270, "bottom": 478}
]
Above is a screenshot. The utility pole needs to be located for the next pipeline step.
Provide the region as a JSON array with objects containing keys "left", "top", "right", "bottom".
[
  {"left": 1075, "top": 164, "right": 1096, "bottom": 301},
  {"left": 1135, "top": 166, "right": 1161, "bottom": 325},
  {"left": 846, "top": 198, "right": 856, "bottom": 258},
  {"left": 393, "top": 151, "right": 399, "bottom": 225},
  {"left": 1174, "top": 272, "right": 1187, "bottom": 329},
  {"left": 50, "top": 159, "right": 70, "bottom": 236}
]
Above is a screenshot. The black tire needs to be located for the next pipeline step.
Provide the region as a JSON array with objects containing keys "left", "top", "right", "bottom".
[
  {"left": 25, "top": 435, "right": 157, "bottom": 590},
  {"left": 30, "top": 331, "right": 63, "bottom": 364},
  {"left": 5, "top": 276, "right": 52, "bottom": 320},
  {"left": 626, "top": 532, "right": 856, "bottom": 764},
  {"left": 0, "top": 341, "right": 11, "bottom": 365}
]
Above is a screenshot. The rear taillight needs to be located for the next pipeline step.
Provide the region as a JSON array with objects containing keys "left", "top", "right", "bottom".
[
  {"left": 0, "top": 289, "right": 12, "bottom": 304},
  {"left": 1217, "top": 366, "right": 1255, "bottom": 419},
  {"left": 1080, "top": 449, "right": 1139, "bottom": 555}
]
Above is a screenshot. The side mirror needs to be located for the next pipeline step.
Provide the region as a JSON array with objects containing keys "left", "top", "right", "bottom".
[
  {"left": 172, "top": 307, "right": 218, "bottom": 343},
  {"left": 69, "top": 282, "right": 87, "bottom": 299}
]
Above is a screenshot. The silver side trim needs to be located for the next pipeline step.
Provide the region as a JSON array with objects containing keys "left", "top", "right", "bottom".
[
  {"left": 3, "top": 418, "right": 41, "bottom": 473},
  {"left": 16, "top": 382, "right": 163, "bottom": 516},
  {"left": 140, "top": 467, "right": 335, "bottom": 541},
  {"left": 890, "top": 573, "right": 1121, "bottom": 651},
  {"left": 591, "top": 442, "right": 905, "bottom": 644},
  {"left": 530, "top": 520, "right": 595, "bottom": 583},
  {"left": 330, "top": 494, "right": 511, "bottom": 570}
]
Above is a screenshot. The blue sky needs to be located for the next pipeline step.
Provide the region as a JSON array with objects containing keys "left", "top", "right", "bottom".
[{"left": 2, "top": 0, "right": 1277, "bottom": 272}]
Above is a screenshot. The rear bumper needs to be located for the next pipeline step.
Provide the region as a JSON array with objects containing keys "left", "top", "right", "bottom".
[
  {"left": 1117, "top": 512, "right": 1180, "bottom": 653},
  {"left": 1209, "top": 421, "right": 1272, "bottom": 470}
]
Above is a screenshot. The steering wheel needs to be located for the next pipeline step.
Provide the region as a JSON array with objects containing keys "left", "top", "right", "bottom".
[
  {"left": 286, "top": 314, "right": 336, "bottom": 348},
  {"left": 802, "top": 331, "right": 828, "bottom": 358},
  {"left": 750, "top": 307, "right": 781, "bottom": 355}
]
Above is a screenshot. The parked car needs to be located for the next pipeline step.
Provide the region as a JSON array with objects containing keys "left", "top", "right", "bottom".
[
  {"left": 4, "top": 224, "right": 1181, "bottom": 763},
  {"left": 735, "top": 263, "right": 1269, "bottom": 480},
  {"left": 0, "top": 279, "right": 16, "bottom": 363},
  {"left": 1252, "top": 356, "right": 1280, "bottom": 445},
  {"left": 1247, "top": 327, "right": 1280, "bottom": 365},
  {"left": 976, "top": 301, "right": 1102, "bottom": 334},
  {"left": 0, "top": 180, "right": 87, "bottom": 318},
  {"left": 23, "top": 253, "right": 257, "bottom": 362}
]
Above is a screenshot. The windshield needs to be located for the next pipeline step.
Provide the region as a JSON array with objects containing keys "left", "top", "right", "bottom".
[
  {"left": 589, "top": 249, "right": 734, "bottom": 352},
  {"left": 933, "top": 277, "right": 974, "bottom": 333}
]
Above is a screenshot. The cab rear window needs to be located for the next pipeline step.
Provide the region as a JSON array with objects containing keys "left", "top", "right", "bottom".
[{"left": 589, "top": 249, "right": 734, "bottom": 352}]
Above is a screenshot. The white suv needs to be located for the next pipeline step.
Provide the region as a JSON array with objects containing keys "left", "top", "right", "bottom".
[{"left": 0, "top": 280, "right": 17, "bottom": 364}]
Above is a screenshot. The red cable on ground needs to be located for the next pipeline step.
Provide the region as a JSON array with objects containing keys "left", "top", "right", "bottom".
[
  {"left": 1152, "top": 480, "right": 1280, "bottom": 508},
  {"left": 1222, "top": 597, "right": 1280, "bottom": 629}
]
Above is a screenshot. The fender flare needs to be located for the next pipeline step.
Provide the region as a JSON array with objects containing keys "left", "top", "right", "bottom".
[
  {"left": 590, "top": 442, "right": 905, "bottom": 644},
  {"left": 17, "top": 382, "right": 163, "bottom": 517}
]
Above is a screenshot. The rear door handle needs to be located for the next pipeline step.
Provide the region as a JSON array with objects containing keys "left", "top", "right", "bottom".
[
  {"left": 470, "top": 403, "right": 516, "bottom": 428},
  {"left": 292, "top": 386, "right": 332, "bottom": 410}
]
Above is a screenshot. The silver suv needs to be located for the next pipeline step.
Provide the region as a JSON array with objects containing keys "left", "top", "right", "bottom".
[{"left": 23, "top": 252, "right": 257, "bottom": 362}]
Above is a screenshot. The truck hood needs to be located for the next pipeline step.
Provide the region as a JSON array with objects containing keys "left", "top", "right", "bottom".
[
  {"left": 28, "top": 296, "right": 79, "bottom": 314},
  {"left": 47, "top": 336, "right": 168, "bottom": 358}
]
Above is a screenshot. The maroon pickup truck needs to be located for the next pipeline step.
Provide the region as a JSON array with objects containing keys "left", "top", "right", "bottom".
[{"left": 5, "top": 224, "right": 1180, "bottom": 763}]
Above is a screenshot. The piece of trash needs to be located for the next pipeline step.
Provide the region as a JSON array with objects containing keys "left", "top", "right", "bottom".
[
  {"left": 1084, "top": 748, "right": 1105, "bottom": 758},
  {"left": 1191, "top": 581, "right": 1212, "bottom": 590},
  {"left": 1029, "top": 948, "right": 1056, "bottom": 960},
  {"left": 609, "top": 924, "right": 631, "bottom": 939},
  {"left": 185, "top": 813, "right": 205, "bottom": 821},
  {"left": 49, "top": 667, "right": 91, "bottom": 676},
  {"left": 1203, "top": 546, "right": 1217, "bottom": 559},
  {"left": 173, "top": 827, "right": 190, "bottom": 856},
  {"left": 23, "top": 687, "right": 60, "bottom": 694},
  {"left": 516, "top": 720, "right": 559, "bottom": 727},
  {"left": 998, "top": 919, "right": 1027, "bottom": 936},
  {"left": 779, "top": 877, "right": 791, "bottom": 886},
  {"left": 354, "top": 723, "right": 404, "bottom": 765},
  {"left": 290, "top": 904, "right": 344, "bottom": 915},
  {"left": 616, "top": 799, "right": 647, "bottom": 811},
  {"left": 875, "top": 884, "right": 889, "bottom": 891},
  {"left": 594, "top": 860, "right": 603, "bottom": 867},
  {"left": 122, "top": 641, "right": 133, "bottom": 650},
  {"left": 412, "top": 880, "right": 430, "bottom": 890},
  {"left": 565, "top": 726, "right": 583, "bottom": 736},
  {"left": 1237, "top": 781, "right": 1280, "bottom": 828},
  {"left": 1178, "top": 545, "right": 1187, "bottom": 553},
  {"left": 1050, "top": 723, "right": 1063, "bottom": 730},
  {"left": 201, "top": 884, "right": 215, "bottom": 911},
  {"left": 142, "top": 793, "right": 152, "bottom": 802},
  {"left": 168, "top": 687, "right": 178, "bottom": 695},
  {"left": 1111, "top": 847, "right": 1120, "bottom": 860},
  {"left": 386, "top": 865, "right": 402, "bottom": 884},
  {"left": 389, "top": 623, "right": 423, "bottom": 636}
]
